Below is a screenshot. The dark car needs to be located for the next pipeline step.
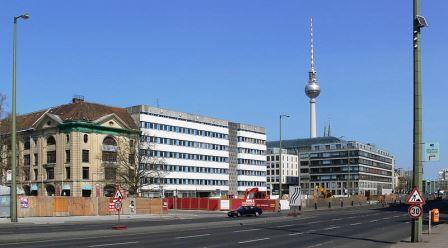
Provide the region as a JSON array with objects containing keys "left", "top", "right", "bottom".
[{"left": 227, "top": 206, "right": 263, "bottom": 217}]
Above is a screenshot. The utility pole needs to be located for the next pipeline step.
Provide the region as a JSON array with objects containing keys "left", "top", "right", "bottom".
[
  {"left": 412, "top": 0, "right": 427, "bottom": 243},
  {"left": 11, "top": 13, "right": 29, "bottom": 223}
]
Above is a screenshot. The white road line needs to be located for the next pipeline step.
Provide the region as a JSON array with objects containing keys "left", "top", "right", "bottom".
[
  {"left": 350, "top": 223, "right": 362, "bottom": 226},
  {"left": 308, "top": 221, "right": 321, "bottom": 224},
  {"left": 324, "top": 226, "right": 340, "bottom": 230},
  {"left": 175, "top": 234, "right": 211, "bottom": 239},
  {"left": 306, "top": 241, "right": 333, "bottom": 248},
  {"left": 382, "top": 217, "right": 389, "bottom": 220},
  {"left": 347, "top": 216, "right": 357, "bottom": 219},
  {"left": 238, "top": 237, "right": 270, "bottom": 244},
  {"left": 289, "top": 232, "right": 304, "bottom": 236},
  {"left": 305, "top": 229, "right": 317, "bottom": 233},
  {"left": 369, "top": 219, "right": 379, "bottom": 223},
  {"left": 233, "top": 228, "right": 261, "bottom": 233},
  {"left": 88, "top": 241, "right": 139, "bottom": 248},
  {"left": 331, "top": 218, "right": 342, "bottom": 221},
  {"left": 393, "top": 215, "right": 401, "bottom": 218},
  {"left": 276, "top": 224, "right": 296, "bottom": 228}
]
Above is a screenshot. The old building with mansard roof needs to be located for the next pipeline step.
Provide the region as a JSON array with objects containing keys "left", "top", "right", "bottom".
[{"left": 0, "top": 97, "right": 139, "bottom": 197}]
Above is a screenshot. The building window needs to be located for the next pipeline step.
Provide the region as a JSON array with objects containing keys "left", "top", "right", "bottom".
[
  {"left": 65, "top": 150, "right": 70, "bottom": 163},
  {"left": 129, "top": 154, "right": 135, "bottom": 165},
  {"left": 83, "top": 134, "right": 88, "bottom": 143},
  {"left": 105, "top": 167, "right": 116, "bottom": 181},
  {"left": 33, "top": 169, "right": 38, "bottom": 181},
  {"left": 24, "top": 154, "right": 31, "bottom": 166},
  {"left": 102, "top": 137, "right": 117, "bottom": 163},
  {"left": 66, "top": 134, "right": 70, "bottom": 143},
  {"left": 46, "top": 168, "right": 54, "bottom": 180},
  {"left": 82, "top": 167, "right": 89, "bottom": 179},
  {"left": 24, "top": 141, "right": 30, "bottom": 150},
  {"left": 34, "top": 153, "right": 38, "bottom": 166},
  {"left": 65, "top": 167, "right": 71, "bottom": 179},
  {"left": 23, "top": 169, "right": 30, "bottom": 181},
  {"left": 47, "top": 151, "right": 56, "bottom": 164},
  {"left": 47, "top": 136, "right": 56, "bottom": 146},
  {"left": 82, "top": 150, "right": 89, "bottom": 163}
]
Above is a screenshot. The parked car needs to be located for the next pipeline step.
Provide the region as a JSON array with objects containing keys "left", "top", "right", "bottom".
[{"left": 227, "top": 206, "right": 263, "bottom": 217}]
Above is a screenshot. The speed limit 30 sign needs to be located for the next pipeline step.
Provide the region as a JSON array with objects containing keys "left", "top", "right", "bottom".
[{"left": 408, "top": 205, "right": 423, "bottom": 219}]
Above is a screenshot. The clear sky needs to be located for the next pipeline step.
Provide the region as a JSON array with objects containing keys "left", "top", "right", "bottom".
[{"left": 0, "top": 1, "right": 447, "bottom": 179}]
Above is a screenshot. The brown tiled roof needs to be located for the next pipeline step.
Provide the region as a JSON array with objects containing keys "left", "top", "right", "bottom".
[{"left": 0, "top": 100, "right": 138, "bottom": 135}]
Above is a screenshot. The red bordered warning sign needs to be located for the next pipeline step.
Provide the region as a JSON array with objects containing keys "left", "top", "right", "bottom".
[
  {"left": 406, "top": 187, "right": 426, "bottom": 205},
  {"left": 109, "top": 187, "right": 124, "bottom": 212}
]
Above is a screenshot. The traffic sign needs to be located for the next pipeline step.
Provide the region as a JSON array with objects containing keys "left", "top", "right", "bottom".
[
  {"left": 289, "top": 186, "right": 302, "bottom": 207},
  {"left": 406, "top": 187, "right": 426, "bottom": 205},
  {"left": 408, "top": 205, "right": 423, "bottom": 219},
  {"left": 425, "top": 142, "right": 440, "bottom": 162},
  {"left": 113, "top": 188, "right": 123, "bottom": 202},
  {"left": 114, "top": 201, "right": 122, "bottom": 211}
]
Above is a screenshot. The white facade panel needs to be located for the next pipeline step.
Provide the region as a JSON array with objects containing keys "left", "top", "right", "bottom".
[
  {"left": 237, "top": 142, "right": 266, "bottom": 151},
  {"left": 152, "top": 144, "right": 229, "bottom": 157},
  {"left": 237, "top": 164, "right": 266, "bottom": 172},
  {"left": 237, "top": 175, "right": 266, "bottom": 182},
  {"left": 237, "top": 130, "right": 266, "bottom": 140}
]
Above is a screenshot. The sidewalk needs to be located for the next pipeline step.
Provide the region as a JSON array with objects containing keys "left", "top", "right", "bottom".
[{"left": 390, "top": 224, "right": 448, "bottom": 248}]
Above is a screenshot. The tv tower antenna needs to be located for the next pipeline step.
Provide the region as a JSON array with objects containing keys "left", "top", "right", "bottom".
[{"left": 304, "top": 17, "right": 321, "bottom": 138}]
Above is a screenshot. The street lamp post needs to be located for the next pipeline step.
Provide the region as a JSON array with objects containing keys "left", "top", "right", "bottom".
[
  {"left": 279, "top": 114, "right": 290, "bottom": 198},
  {"left": 412, "top": 0, "right": 427, "bottom": 243},
  {"left": 11, "top": 12, "right": 29, "bottom": 223}
]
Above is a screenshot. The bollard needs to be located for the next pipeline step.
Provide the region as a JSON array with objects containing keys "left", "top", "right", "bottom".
[
  {"left": 314, "top": 203, "right": 317, "bottom": 210},
  {"left": 328, "top": 202, "right": 331, "bottom": 208},
  {"left": 341, "top": 201, "right": 343, "bottom": 208},
  {"left": 299, "top": 205, "right": 302, "bottom": 211},
  {"left": 429, "top": 210, "right": 432, "bottom": 234},
  {"left": 432, "top": 209, "right": 439, "bottom": 223}
]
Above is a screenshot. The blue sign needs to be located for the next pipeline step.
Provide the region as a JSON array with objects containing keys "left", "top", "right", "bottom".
[{"left": 425, "top": 142, "right": 440, "bottom": 162}]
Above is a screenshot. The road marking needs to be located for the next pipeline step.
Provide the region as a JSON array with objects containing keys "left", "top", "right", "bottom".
[
  {"left": 393, "top": 215, "right": 401, "bottom": 218},
  {"left": 88, "top": 241, "right": 139, "bottom": 247},
  {"left": 308, "top": 221, "right": 321, "bottom": 224},
  {"left": 324, "top": 226, "right": 340, "bottom": 230},
  {"left": 347, "top": 216, "right": 356, "bottom": 219},
  {"left": 331, "top": 218, "right": 342, "bottom": 221},
  {"left": 306, "top": 241, "right": 333, "bottom": 248},
  {"left": 175, "top": 234, "right": 211, "bottom": 239},
  {"left": 305, "top": 229, "right": 317, "bottom": 233},
  {"left": 350, "top": 222, "right": 362, "bottom": 226},
  {"left": 289, "top": 232, "right": 304, "bottom": 236},
  {"left": 276, "top": 224, "right": 296, "bottom": 228},
  {"left": 238, "top": 237, "right": 270, "bottom": 244},
  {"left": 233, "top": 228, "right": 260, "bottom": 233},
  {"left": 369, "top": 219, "right": 379, "bottom": 223},
  {"left": 382, "top": 217, "right": 389, "bottom": 220}
]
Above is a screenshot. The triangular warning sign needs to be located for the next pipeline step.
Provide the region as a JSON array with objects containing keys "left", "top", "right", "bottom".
[
  {"left": 406, "top": 187, "right": 425, "bottom": 205},
  {"left": 113, "top": 188, "right": 123, "bottom": 202}
]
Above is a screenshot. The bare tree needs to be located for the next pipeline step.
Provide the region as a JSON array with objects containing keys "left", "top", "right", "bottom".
[
  {"left": 114, "top": 136, "right": 169, "bottom": 197},
  {"left": 0, "top": 93, "right": 9, "bottom": 185}
]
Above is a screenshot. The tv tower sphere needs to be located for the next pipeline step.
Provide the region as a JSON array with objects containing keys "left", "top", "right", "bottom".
[{"left": 305, "top": 78, "right": 320, "bottom": 99}]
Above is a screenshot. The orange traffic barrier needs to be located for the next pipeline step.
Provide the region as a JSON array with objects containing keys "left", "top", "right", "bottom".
[{"left": 432, "top": 209, "right": 439, "bottom": 223}]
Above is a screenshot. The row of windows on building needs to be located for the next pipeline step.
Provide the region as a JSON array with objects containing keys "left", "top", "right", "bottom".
[
  {"left": 237, "top": 136, "right": 266, "bottom": 145},
  {"left": 141, "top": 135, "right": 229, "bottom": 151},
  {"left": 141, "top": 177, "right": 228, "bottom": 186},
  {"left": 25, "top": 166, "right": 90, "bottom": 181},
  {"left": 140, "top": 121, "right": 229, "bottom": 140},
  {"left": 23, "top": 149, "right": 90, "bottom": 166},
  {"left": 267, "top": 163, "right": 298, "bottom": 169},
  {"left": 23, "top": 134, "right": 93, "bottom": 150},
  {"left": 237, "top": 147, "right": 266, "bottom": 156},
  {"left": 237, "top": 170, "right": 266, "bottom": 176},
  {"left": 237, "top": 158, "right": 266, "bottom": 166},
  {"left": 305, "top": 158, "right": 392, "bottom": 171},
  {"left": 237, "top": 181, "right": 267, "bottom": 187},
  {"left": 310, "top": 173, "right": 392, "bottom": 183},
  {"left": 148, "top": 150, "right": 228, "bottom": 163},
  {"left": 267, "top": 155, "right": 298, "bottom": 162},
  {"left": 266, "top": 170, "right": 298, "bottom": 176},
  {"left": 141, "top": 112, "right": 228, "bottom": 129},
  {"left": 138, "top": 163, "right": 229, "bottom": 174}
]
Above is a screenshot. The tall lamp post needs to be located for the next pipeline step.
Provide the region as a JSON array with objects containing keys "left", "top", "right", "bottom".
[
  {"left": 412, "top": 0, "right": 427, "bottom": 243},
  {"left": 279, "top": 114, "right": 290, "bottom": 198},
  {"left": 11, "top": 12, "right": 29, "bottom": 223}
]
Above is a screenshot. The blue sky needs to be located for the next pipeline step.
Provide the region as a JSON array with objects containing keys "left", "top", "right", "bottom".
[{"left": 0, "top": 1, "right": 446, "bottom": 179}]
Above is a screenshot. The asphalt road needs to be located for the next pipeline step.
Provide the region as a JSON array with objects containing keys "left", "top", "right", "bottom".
[{"left": 0, "top": 200, "right": 446, "bottom": 248}]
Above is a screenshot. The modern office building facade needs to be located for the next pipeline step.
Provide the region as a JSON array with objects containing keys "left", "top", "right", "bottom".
[
  {"left": 266, "top": 148, "right": 299, "bottom": 195},
  {"left": 267, "top": 137, "right": 394, "bottom": 196},
  {"left": 127, "top": 105, "right": 267, "bottom": 197}
]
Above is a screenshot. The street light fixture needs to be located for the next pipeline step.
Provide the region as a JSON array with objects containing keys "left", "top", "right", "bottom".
[
  {"left": 279, "top": 114, "right": 290, "bottom": 198},
  {"left": 11, "top": 12, "right": 29, "bottom": 223}
]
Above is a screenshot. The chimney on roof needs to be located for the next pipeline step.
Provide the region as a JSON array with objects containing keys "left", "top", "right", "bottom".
[{"left": 72, "top": 95, "right": 84, "bottom": 103}]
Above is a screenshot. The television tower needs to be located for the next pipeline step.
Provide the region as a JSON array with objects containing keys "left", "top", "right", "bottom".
[{"left": 305, "top": 17, "right": 321, "bottom": 138}]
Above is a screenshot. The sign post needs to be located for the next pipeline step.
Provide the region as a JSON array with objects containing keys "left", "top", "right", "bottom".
[
  {"left": 111, "top": 186, "right": 126, "bottom": 230},
  {"left": 406, "top": 187, "right": 426, "bottom": 233}
]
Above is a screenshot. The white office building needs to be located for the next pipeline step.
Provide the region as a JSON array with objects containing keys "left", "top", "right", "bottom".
[
  {"left": 266, "top": 148, "right": 299, "bottom": 195},
  {"left": 127, "top": 105, "right": 267, "bottom": 197}
]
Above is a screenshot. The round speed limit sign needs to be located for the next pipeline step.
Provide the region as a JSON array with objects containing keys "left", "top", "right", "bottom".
[{"left": 408, "top": 205, "right": 423, "bottom": 219}]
